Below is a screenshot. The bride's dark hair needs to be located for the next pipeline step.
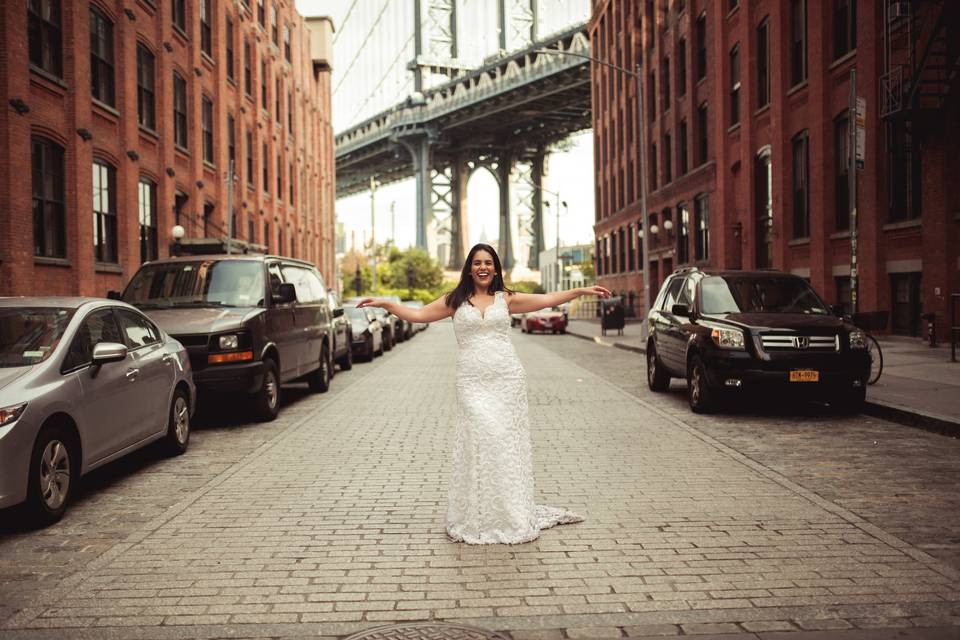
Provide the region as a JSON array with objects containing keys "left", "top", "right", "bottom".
[{"left": 445, "top": 243, "right": 513, "bottom": 309}]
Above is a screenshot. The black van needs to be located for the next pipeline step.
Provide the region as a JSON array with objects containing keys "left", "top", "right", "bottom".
[{"left": 120, "top": 254, "right": 338, "bottom": 421}]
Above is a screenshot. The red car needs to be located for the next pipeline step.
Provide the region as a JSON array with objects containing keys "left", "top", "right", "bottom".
[{"left": 521, "top": 308, "right": 567, "bottom": 334}]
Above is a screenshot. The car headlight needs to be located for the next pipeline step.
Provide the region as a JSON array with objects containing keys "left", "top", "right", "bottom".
[
  {"left": 849, "top": 329, "right": 868, "bottom": 350},
  {"left": 710, "top": 327, "right": 746, "bottom": 349},
  {"left": 218, "top": 334, "right": 239, "bottom": 350},
  {"left": 0, "top": 402, "right": 27, "bottom": 427}
]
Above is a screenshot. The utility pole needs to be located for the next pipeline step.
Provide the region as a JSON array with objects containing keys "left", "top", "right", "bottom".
[
  {"left": 848, "top": 70, "right": 859, "bottom": 315},
  {"left": 390, "top": 200, "right": 396, "bottom": 246},
  {"left": 637, "top": 66, "right": 650, "bottom": 333},
  {"left": 370, "top": 176, "right": 378, "bottom": 293}
]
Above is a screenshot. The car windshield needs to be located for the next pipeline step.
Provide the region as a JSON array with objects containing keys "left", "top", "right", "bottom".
[
  {"left": 700, "top": 276, "right": 829, "bottom": 315},
  {"left": 345, "top": 307, "right": 368, "bottom": 322},
  {"left": 0, "top": 307, "right": 74, "bottom": 368},
  {"left": 123, "top": 260, "right": 264, "bottom": 308}
]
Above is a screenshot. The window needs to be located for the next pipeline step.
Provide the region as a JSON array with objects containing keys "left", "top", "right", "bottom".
[
  {"left": 729, "top": 44, "right": 740, "bottom": 126},
  {"left": 618, "top": 227, "right": 626, "bottom": 273},
  {"left": 89, "top": 6, "right": 115, "bottom": 106},
  {"left": 276, "top": 153, "right": 282, "bottom": 196},
  {"left": 648, "top": 72, "right": 656, "bottom": 122},
  {"left": 271, "top": 5, "right": 279, "bottom": 44},
  {"left": 275, "top": 77, "right": 281, "bottom": 123},
  {"left": 277, "top": 226, "right": 284, "bottom": 256},
  {"left": 138, "top": 179, "right": 157, "bottom": 263},
  {"left": 262, "top": 143, "right": 269, "bottom": 191},
  {"left": 92, "top": 162, "right": 118, "bottom": 264},
  {"left": 173, "top": 72, "right": 188, "bottom": 149},
  {"left": 257, "top": 0, "right": 265, "bottom": 26},
  {"left": 696, "top": 12, "right": 707, "bottom": 81},
  {"left": 289, "top": 162, "right": 294, "bottom": 204},
  {"left": 202, "top": 96, "right": 214, "bottom": 163},
  {"left": 62, "top": 309, "right": 124, "bottom": 371},
  {"left": 791, "top": 0, "right": 807, "bottom": 86},
  {"left": 661, "top": 56, "right": 670, "bottom": 112},
  {"left": 834, "top": 113, "right": 850, "bottom": 231},
  {"left": 677, "top": 202, "right": 690, "bottom": 264},
  {"left": 248, "top": 217, "right": 255, "bottom": 242},
  {"left": 650, "top": 143, "right": 658, "bottom": 191},
  {"left": 284, "top": 24, "right": 291, "bottom": 62},
  {"left": 677, "top": 38, "right": 686, "bottom": 97},
  {"left": 116, "top": 309, "right": 161, "bottom": 348},
  {"left": 834, "top": 0, "right": 857, "bottom": 60},
  {"left": 755, "top": 148, "right": 773, "bottom": 268},
  {"left": 244, "top": 41, "right": 252, "bottom": 95},
  {"left": 888, "top": 121, "right": 921, "bottom": 222},
  {"left": 203, "top": 202, "right": 214, "bottom": 236},
  {"left": 225, "top": 116, "right": 236, "bottom": 178},
  {"left": 679, "top": 119, "right": 688, "bottom": 175},
  {"left": 628, "top": 223, "right": 635, "bottom": 271},
  {"left": 226, "top": 16, "right": 235, "bottom": 80},
  {"left": 200, "top": 0, "right": 212, "bottom": 56},
  {"left": 697, "top": 103, "right": 708, "bottom": 165},
  {"left": 288, "top": 90, "right": 294, "bottom": 133},
  {"left": 172, "top": 0, "right": 186, "bottom": 33},
  {"left": 757, "top": 18, "right": 770, "bottom": 108},
  {"left": 264, "top": 222, "right": 270, "bottom": 251},
  {"left": 32, "top": 137, "right": 66, "bottom": 259},
  {"left": 792, "top": 131, "right": 810, "bottom": 238},
  {"left": 246, "top": 130, "right": 253, "bottom": 184},
  {"left": 694, "top": 193, "right": 709, "bottom": 262},
  {"left": 28, "top": 0, "right": 62, "bottom": 77},
  {"left": 663, "top": 133, "right": 672, "bottom": 183},
  {"left": 136, "top": 44, "right": 156, "bottom": 130},
  {"left": 261, "top": 58, "right": 268, "bottom": 109}
]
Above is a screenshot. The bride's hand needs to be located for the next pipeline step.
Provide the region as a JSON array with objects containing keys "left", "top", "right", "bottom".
[
  {"left": 355, "top": 298, "right": 378, "bottom": 309},
  {"left": 580, "top": 286, "right": 612, "bottom": 299}
]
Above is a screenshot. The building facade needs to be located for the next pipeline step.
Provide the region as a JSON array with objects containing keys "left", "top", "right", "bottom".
[
  {"left": 590, "top": 0, "right": 960, "bottom": 338},
  {"left": 539, "top": 243, "right": 594, "bottom": 293},
  {"left": 0, "top": 0, "right": 336, "bottom": 297}
]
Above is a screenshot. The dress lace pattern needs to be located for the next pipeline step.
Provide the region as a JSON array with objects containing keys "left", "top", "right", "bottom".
[{"left": 446, "top": 291, "right": 583, "bottom": 544}]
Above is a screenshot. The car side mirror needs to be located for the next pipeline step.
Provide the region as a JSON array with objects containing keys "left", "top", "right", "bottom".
[
  {"left": 333, "top": 307, "right": 344, "bottom": 318},
  {"left": 273, "top": 282, "right": 297, "bottom": 304},
  {"left": 107, "top": 290, "right": 122, "bottom": 300},
  {"left": 92, "top": 342, "right": 128, "bottom": 365},
  {"left": 671, "top": 304, "right": 690, "bottom": 317}
]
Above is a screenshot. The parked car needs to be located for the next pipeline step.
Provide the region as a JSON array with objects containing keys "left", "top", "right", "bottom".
[
  {"left": 368, "top": 307, "right": 396, "bottom": 351},
  {"left": 402, "top": 300, "right": 428, "bottom": 333},
  {"left": 379, "top": 295, "right": 412, "bottom": 340},
  {"left": 522, "top": 307, "right": 567, "bottom": 334},
  {"left": 0, "top": 297, "right": 195, "bottom": 525},
  {"left": 345, "top": 305, "right": 383, "bottom": 361},
  {"left": 119, "top": 254, "right": 337, "bottom": 422},
  {"left": 326, "top": 291, "right": 353, "bottom": 372},
  {"left": 646, "top": 268, "right": 871, "bottom": 414}
]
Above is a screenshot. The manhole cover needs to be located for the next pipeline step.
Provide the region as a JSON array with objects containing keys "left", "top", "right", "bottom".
[{"left": 342, "top": 622, "right": 509, "bottom": 640}]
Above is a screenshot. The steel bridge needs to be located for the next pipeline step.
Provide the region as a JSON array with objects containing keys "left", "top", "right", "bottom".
[{"left": 334, "top": 2, "right": 591, "bottom": 271}]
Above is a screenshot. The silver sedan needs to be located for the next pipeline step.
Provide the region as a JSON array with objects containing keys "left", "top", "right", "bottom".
[{"left": 0, "top": 297, "right": 195, "bottom": 526}]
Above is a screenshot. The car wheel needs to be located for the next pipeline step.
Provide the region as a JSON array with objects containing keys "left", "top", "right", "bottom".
[
  {"left": 647, "top": 346, "right": 671, "bottom": 392},
  {"left": 337, "top": 342, "right": 353, "bottom": 371},
  {"left": 26, "top": 425, "right": 77, "bottom": 526},
  {"left": 164, "top": 388, "right": 191, "bottom": 455},
  {"left": 307, "top": 344, "right": 331, "bottom": 393},
  {"left": 253, "top": 358, "right": 280, "bottom": 421},
  {"left": 687, "top": 355, "right": 718, "bottom": 414},
  {"left": 833, "top": 385, "right": 866, "bottom": 415}
]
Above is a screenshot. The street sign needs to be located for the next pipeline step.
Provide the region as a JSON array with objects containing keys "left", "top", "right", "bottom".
[{"left": 855, "top": 97, "right": 866, "bottom": 170}]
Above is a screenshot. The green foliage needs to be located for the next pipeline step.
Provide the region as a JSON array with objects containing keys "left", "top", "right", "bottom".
[
  {"left": 577, "top": 259, "right": 595, "bottom": 280},
  {"left": 507, "top": 280, "right": 545, "bottom": 294},
  {"left": 340, "top": 246, "right": 447, "bottom": 299},
  {"left": 383, "top": 246, "right": 444, "bottom": 291}
]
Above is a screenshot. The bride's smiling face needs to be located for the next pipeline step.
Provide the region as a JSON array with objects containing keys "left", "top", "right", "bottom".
[{"left": 470, "top": 250, "right": 496, "bottom": 289}]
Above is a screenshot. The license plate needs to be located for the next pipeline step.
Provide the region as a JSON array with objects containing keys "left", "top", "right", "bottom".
[{"left": 789, "top": 369, "right": 820, "bottom": 382}]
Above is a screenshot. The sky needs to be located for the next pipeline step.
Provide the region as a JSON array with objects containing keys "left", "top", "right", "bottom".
[{"left": 295, "top": 0, "right": 596, "bottom": 260}]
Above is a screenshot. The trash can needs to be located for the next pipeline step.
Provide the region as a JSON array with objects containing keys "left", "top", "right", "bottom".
[{"left": 601, "top": 297, "right": 625, "bottom": 336}]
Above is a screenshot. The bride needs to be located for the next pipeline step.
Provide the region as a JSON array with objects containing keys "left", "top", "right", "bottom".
[{"left": 357, "top": 243, "right": 611, "bottom": 544}]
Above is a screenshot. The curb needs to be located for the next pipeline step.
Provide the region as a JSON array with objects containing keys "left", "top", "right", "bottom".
[{"left": 565, "top": 328, "right": 960, "bottom": 438}]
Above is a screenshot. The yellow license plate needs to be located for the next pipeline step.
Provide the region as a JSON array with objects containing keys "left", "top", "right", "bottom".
[{"left": 789, "top": 369, "right": 820, "bottom": 382}]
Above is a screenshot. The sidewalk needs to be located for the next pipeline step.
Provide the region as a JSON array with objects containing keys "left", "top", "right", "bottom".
[{"left": 565, "top": 318, "right": 960, "bottom": 436}]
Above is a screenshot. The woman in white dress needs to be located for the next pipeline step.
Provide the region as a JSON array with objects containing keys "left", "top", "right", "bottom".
[{"left": 357, "top": 243, "right": 610, "bottom": 544}]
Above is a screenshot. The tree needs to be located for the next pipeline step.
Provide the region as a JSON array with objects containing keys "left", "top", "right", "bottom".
[
  {"left": 339, "top": 250, "right": 371, "bottom": 297},
  {"left": 384, "top": 246, "right": 444, "bottom": 291}
]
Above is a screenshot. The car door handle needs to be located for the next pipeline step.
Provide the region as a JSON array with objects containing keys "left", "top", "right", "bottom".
[{"left": 126, "top": 368, "right": 140, "bottom": 381}]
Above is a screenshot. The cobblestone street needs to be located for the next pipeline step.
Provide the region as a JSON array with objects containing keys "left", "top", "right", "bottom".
[{"left": 1, "top": 323, "right": 959, "bottom": 640}]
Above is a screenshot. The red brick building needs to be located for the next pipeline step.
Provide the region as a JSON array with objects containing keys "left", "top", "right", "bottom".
[
  {"left": 591, "top": 0, "right": 960, "bottom": 339},
  {"left": 0, "top": 0, "right": 336, "bottom": 297}
]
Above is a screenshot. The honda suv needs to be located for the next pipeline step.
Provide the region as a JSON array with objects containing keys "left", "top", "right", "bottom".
[
  {"left": 646, "top": 268, "right": 870, "bottom": 414},
  {"left": 119, "top": 255, "right": 338, "bottom": 421}
]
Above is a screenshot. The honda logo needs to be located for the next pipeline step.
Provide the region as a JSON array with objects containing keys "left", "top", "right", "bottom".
[{"left": 793, "top": 336, "right": 810, "bottom": 349}]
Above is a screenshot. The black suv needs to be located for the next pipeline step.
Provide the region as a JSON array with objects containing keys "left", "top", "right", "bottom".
[
  {"left": 120, "top": 255, "right": 339, "bottom": 421},
  {"left": 646, "top": 268, "right": 870, "bottom": 414}
]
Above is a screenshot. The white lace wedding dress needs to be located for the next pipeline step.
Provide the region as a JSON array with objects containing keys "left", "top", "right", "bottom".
[{"left": 446, "top": 290, "right": 583, "bottom": 544}]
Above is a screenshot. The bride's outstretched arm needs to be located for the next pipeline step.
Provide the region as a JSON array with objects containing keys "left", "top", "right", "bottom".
[
  {"left": 507, "top": 286, "right": 611, "bottom": 315},
  {"left": 355, "top": 295, "right": 454, "bottom": 323}
]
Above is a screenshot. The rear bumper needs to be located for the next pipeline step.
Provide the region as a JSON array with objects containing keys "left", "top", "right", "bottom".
[{"left": 194, "top": 361, "right": 264, "bottom": 394}]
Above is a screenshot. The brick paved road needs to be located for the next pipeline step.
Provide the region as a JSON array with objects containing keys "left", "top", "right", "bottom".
[{"left": 1, "top": 323, "right": 958, "bottom": 640}]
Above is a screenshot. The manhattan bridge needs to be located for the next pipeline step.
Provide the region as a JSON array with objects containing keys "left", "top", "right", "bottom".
[{"left": 332, "top": 0, "right": 592, "bottom": 271}]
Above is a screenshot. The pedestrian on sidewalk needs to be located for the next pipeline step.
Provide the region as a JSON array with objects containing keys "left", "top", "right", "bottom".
[{"left": 357, "top": 243, "right": 610, "bottom": 544}]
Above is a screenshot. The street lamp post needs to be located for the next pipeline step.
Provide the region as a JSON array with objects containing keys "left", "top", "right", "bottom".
[
  {"left": 369, "top": 176, "right": 379, "bottom": 293},
  {"left": 536, "top": 49, "right": 650, "bottom": 335}
]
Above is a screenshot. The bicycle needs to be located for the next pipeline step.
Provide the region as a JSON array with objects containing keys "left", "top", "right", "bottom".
[{"left": 865, "top": 332, "right": 883, "bottom": 385}]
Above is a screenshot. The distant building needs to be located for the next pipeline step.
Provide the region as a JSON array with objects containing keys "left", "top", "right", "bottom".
[
  {"left": 0, "top": 1, "right": 336, "bottom": 296},
  {"left": 590, "top": 0, "right": 959, "bottom": 338},
  {"left": 539, "top": 243, "right": 594, "bottom": 292}
]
